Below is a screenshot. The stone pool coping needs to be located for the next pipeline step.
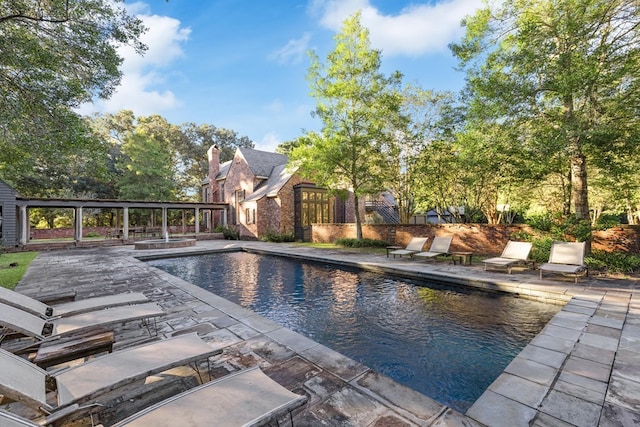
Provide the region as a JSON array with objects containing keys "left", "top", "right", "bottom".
[{"left": 12, "top": 240, "right": 640, "bottom": 426}]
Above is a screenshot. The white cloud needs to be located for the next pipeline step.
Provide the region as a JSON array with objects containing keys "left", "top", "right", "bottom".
[
  {"left": 269, "top": 32, "right": 312, "bottom": 64},
  {"left": 77, "top": 8, "right": 190, "bottom": 116},
  {"left": 256, "top": 132, "right": 282, "bottom": 152},
  {"left": 311, "top": 0, "right": 483, "bottom": 56}
]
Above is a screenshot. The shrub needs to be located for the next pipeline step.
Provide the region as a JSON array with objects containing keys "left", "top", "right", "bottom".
[
  {"left": 524, "top": 212, "right": 553, "bottom": 232},
  {"left": 586, "top": 250, "right": 640, "bottom": 274},
  {"left": 213, "top": 225, "right": 225, "bottom": 233},
  {"left": 529, "top": 237, "right": 554, "bottom": 264},
  {"left": 335, "top": 238, "right": 389, "bottom": 248},
  {"left": 84, "top": 231, "right": 101, "bottom": 238},
  {"left": 221, "top": 227, "right": 239, "bottom": 240},
  {"left": 262, "top": 229, "right": 295, "bottom": 243}
]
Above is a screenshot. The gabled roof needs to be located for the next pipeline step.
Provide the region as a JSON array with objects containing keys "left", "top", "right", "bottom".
[
  {"left": 238, "top": 147, "right": 287, "bottom": 179},
  {"left": 243, "top": 164, "right": 295, "bottom": 202},
  {"left": 215, "top": 160, "right": 231, "bottom": 180},
  {"left": 0, "top": 179, "right": 20, "bottom": 197}
]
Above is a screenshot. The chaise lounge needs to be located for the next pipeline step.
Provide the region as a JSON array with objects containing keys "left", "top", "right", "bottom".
[
  {"left": 414, "top": 236, "right": 453, "bottom": 261},
  {"left": 112, "top": 366, "right": 308, "bottom": 427},
  {"left": 538, "top": 241, "right": 588, "bottom": 283},
  {"left": 0, "top": 287, "right": 148, "bottom": 318},
  {"left": 0, "top": 333, "right": 223, "bottom": 425},
  {"left": 0, "top": 301, "right": 165, "bottom": 342},
  {"left": 0, "top": 365, "right": 307, "bottom": 427},
  {"left": 483, "top": 241, "right": 533, "bottom": 274},
  {"left": 388, "top": 237, "right": 429, "bottom": 258}
]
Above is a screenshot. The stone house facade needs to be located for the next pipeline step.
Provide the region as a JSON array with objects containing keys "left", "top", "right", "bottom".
[{"left": 202, "top": 145, "right": 357, "bottom": 240}]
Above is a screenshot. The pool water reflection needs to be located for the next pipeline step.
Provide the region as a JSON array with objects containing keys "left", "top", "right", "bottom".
[{"left": 148, "top": 252, "right": 559, "bottom": 413}]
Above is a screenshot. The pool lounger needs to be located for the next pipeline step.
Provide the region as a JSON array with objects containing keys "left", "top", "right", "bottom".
[
  {"left": 0, "top": 333, "right": 222, "bottom": 425},
  {"left": 0, "top": 287, "right": 149, "bottom": 318},
  {"left": 0, "top": 301, "right": 165, "bottom": 342},
  {"left": 112, "top": 366, "right": 308, "bottom": 427}
]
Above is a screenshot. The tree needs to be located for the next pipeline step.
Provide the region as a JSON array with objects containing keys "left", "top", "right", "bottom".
[
  {"left": 117, "top": 131, "right": 175, "bottom": 201},
  {"left": 390, "top": 88, "right": 461, "bottom": 223},
  {"left": 289, "top": 12, "right": 405, "bottom": 239},
  {"left": 180, "top": 123, "right": 254, "bottom": 200},
  {"left": 0, "top": 0, "right": 146, "bottom": 176},
  {"left": 451, "top": 0, "right": 640, "bottom": 247}
]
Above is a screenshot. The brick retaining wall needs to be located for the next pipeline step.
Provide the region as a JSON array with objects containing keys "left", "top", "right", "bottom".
[{"left": 311, "top": 223, "right": 640, "bottom": 255}]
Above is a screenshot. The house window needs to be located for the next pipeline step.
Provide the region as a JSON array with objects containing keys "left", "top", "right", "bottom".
[
  {"left": 299, "top": 189, "right": 330, "bottom": 226},
  {"left": 235, "top": 190, "right": 245, "bottom": 224},
  {"left": 245, "top": 208, "right": 255, "bottom": 224}
]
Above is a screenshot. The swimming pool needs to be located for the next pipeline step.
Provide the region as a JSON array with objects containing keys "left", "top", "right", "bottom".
[{"left": 148, "top": 251, "right": 559, "bottom": 413}]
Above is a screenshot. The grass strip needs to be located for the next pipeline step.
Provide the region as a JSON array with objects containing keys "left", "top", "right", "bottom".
[{"left": 0, "top": 252, "right": 38, "bottom": 289}]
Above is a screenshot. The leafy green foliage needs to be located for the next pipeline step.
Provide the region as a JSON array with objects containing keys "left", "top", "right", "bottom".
[
  {"left": 451, "top": 0, "right": 640, "bottom": 230},
  {"left": 291, "top": 12, "right": 406, "bottom": 239},
  {"left": 586, "top": 250, "right": 640, "bottom": 274},
  {"left": 0, "top": 1, "right": 146, "bottom": 189},
  {"left": 0, "top": 252, "right": 38, "bottom": 289},
  {"left": 88, "top": 111, "right": 254, "bottom": 201},
  {"left": 335, "top": 238, "right": 389, "bottom": 248},
  {"left": 117, "top": 131, "right": 175, "bottom": 201},
  {"left": 221, "top": 227, "right": 240, "bottom": 240},
  {"left": 261, "top": 229, "right": 295, "bottom": 243}
]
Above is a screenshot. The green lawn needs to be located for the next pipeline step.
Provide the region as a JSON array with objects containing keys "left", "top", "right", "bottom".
[{"left": 0, "top": 252, "right": 38, "bottom": 289}]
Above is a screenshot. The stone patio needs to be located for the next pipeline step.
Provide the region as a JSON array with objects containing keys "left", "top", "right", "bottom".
[{"left": 3, "top": 240, "right": 639, "bottom": 426}]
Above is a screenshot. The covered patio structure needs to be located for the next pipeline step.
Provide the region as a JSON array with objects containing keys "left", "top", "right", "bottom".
[{"left": 0, "top": 182, "right": 228, "bottom": 248}]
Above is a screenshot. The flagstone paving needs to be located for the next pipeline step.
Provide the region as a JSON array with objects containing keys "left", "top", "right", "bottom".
[{"left": 4, "top": 240, "right": 639, "bottom": 426}]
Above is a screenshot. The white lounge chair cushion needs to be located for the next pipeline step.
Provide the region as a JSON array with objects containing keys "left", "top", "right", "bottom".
[
  {"left": 0, "top": 288, "right": 148, "bottom": 318},
  {"left": 538, "top": 262, "right": 585, "bottom": 274},
  {"left": 51, "top": 302, "right": 164, "bottom": 335},
  {"left": 0, "top": 302, "right": 48, "bottom": 339},
  {"left": 1, "top": 301, "right": 164, "bottom": 339},
  {"left": 499, "top": 241, "right": 532, "bottom": 261},
  {"left": 0, "top": 349, "right": 49, "bottom": 411},
  {"left": 0, "top": 410, "right": 38, "bottom": 427},
  {"left": 389, "top": 237, "right": 428, "bottom": 256},
  {"left": 55, "top": 332, "right": 220, "bottom": 406},
  {"left": 483, "top": 257, "right": 521, "bottom": 267},
  {"left": 414, "top": 236, "right": 452, "bottom": 258},
  {"left": 52, "top": 292, "right": 148, "bottom": 317},
  {"left": 113, "top": 366, "right": 307, "bottom": 427}
]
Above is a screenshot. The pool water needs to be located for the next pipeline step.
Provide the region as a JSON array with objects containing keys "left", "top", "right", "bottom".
[{"left": 148, "top": 252, "right": 559, "bottom": 413}]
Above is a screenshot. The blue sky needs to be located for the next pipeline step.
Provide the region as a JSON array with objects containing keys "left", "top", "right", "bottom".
[{"left": 79, "top": 0, "right": 483, "bottom": 151}]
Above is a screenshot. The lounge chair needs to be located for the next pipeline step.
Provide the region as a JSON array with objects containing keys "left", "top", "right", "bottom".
[
  {"left": 0, "top": 333, "right": 223, "bottom": 425},
  {"left": 483, "top": 241, "right": 533, "bottom": 274},
  {"left": 539, "top": 241, "right": 588, "bottom": 283},
  {"left": 414, "top": 236, "right": 453, "bottom": 261},
  {"left": 388, "top": 237, "right": 429, "bottom": 258},
  {"left": 0, "top": 301, "right": 165, "bottom": 342},
  {"left": 0, "top": 410, "right": 33, "bottom": 427},
  {"left": 0, "top": 287, "right": 148, "bottom": 318},
  {"left": 0, "top": 366, "right": 307, "bottom": 427},
  {"left": 112, "top": 366, "right": 308, "bottom": 427}
]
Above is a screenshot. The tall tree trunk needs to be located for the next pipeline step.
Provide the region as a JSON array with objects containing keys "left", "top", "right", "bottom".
[
  {"left": 353, "top": 194, "right": 363, "bottom": 240},
  {"left": 570, "top": 143, "right": 591, "bottom": 254}
]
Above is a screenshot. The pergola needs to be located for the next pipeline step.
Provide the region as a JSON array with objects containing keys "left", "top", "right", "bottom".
[{"left": 14, "top": 197, "right": 229, "bottom": 246}]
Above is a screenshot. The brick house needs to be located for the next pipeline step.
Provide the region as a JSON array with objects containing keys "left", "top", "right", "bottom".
[{"left": 202, "top": 145, "right": 357, "bottom": 240}]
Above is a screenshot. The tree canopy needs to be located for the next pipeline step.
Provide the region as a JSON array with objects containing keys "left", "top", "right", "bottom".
[
  {"left": 289, "top": 12, "right": 406, "bottom": 239},
  {"left": 0, "top": 0, "right": 146, "bottom": 193},
  {"left": 451, "top": 0, "right": 640, "bottom": 241}
]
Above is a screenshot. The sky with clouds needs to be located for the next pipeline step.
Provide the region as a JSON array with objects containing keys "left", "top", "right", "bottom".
[{"left": 78, "top": 0, "right": 483, "bottom": 152}]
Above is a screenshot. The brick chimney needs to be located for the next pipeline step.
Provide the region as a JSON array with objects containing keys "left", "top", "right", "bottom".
[{"left": 207, "top": 145, "right": 220, "bottom": 202}]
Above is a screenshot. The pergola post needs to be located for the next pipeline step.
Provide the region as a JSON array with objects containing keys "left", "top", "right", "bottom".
[
  {"left": 162, "top": 207, "right": 168, "bottom": 238},
  {"left": 195, "top": 208, "right": 200, "bottom": 236},
  {"left": 74, "top": 207, "right": 83, "bottom": 242},
  {"left": 123, "top": 207, "right": 129, "bottom": 241},
  {"left": 19, "top": 205, "right": 28, "bottom": 245}
]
